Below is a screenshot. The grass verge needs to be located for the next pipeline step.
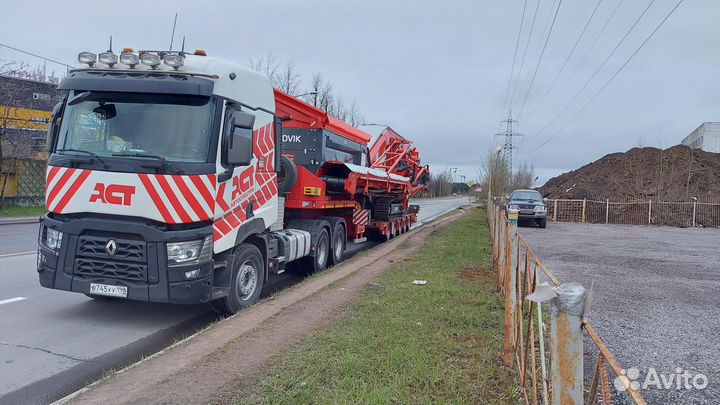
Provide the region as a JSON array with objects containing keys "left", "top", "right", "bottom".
[
  {"left": 0, "top": 205, "right": 46, "bottom": 217},
  {"left": 237, "top": 208, "right": 519, "bottom": 404}
]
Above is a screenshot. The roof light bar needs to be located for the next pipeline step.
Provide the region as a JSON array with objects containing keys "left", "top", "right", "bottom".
[{"left": 78, "top": 52, "right": 96, "bottom": 66}]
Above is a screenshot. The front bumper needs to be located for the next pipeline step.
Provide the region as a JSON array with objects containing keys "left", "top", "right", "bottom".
[
  {"left": 37, "top": 214, "right": 214, "bottom": 304},
  {"left": 516, "top": 210, "right": 547, "bottom": 220}
]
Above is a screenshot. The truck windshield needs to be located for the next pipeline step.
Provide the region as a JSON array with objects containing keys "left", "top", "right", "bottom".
[
  {"left": 511, "top": 191, "right": 542, "bottom": 201},
  {"left": 56, "top": 91, "right": 215, "bottom": 163}
]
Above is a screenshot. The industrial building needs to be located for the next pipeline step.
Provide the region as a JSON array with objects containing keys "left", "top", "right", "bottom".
[{"left": 681, "top": 122, "right": 720, "bottom": 153}]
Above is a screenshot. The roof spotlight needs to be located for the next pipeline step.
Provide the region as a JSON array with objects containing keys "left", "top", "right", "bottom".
[
  {"left": 120, "top": 52, "right": 139, "bottom": 68},
  {"left": 163, "top": 54, "right": 184, "bottom": 69},
  {"left": 78, "top": 52, "right": 97, "bottom": 66},
  {"left": 140, "top": 53, "right": 160, "bottom": 68},
  {"left": 98, "top": 52, "right": 118, "bottom": 67}
]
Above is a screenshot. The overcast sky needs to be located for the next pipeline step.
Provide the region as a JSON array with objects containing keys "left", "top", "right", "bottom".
[{"left": 1, "top": 0, "right": 717, "bottom": 185}]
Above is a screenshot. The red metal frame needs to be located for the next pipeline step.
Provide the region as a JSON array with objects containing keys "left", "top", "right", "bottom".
[{"left": 369, "top": 127, "right": 428, "bottom": 195}]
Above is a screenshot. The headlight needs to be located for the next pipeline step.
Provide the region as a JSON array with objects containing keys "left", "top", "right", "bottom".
[
  {"left": 39, "top": 224, "right": 63, "bottom": 252},
  {"left": 534, "top": 205, "right": 546, "bottom": 212},
  {"left": 98, "top": 52, "right": 118, "bottom": 66},
  {"left": 508, "top": 204, "right": 519, "bottom": 210},
  {"left": 167, "top": 236, "right": 212, "bottom": 267},
  {"left": 78, "top": 52, "right": 96, "bottom": 65},
  {"left": 119, "top": 52, "right": 139, "bottom": 67}
]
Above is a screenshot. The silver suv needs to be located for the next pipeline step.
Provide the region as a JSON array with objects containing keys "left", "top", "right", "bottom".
[{"left": 507, "top": 189, "right": 548, "bottom": 228}]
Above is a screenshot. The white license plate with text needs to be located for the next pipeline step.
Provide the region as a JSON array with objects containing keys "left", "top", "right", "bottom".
[{"left": 89, "top": 283, "right": 128, "bottom": 298}]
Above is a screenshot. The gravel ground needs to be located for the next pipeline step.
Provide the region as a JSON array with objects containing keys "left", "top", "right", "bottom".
[{"left": 520, "top": 221, "right": 720, "bottom": 405}]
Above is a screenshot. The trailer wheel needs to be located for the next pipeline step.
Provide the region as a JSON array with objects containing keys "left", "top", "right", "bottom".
[
  {"left": 303, "top": 226, "right": 329, "bottom": 273},
  {"left": 211, "top": 244, "right": 265, "bottom": 315},
  {"left": 277, "top": 155, "right": 298, "bottom": 194},
  {"left": 329, "top": 223, "right": 346, "bottom": 265}
]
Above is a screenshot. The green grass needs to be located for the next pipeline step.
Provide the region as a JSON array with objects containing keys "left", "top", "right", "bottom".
[
  {"left": 237, "top": 208, "right": 519, "bottom": 405},
  {"left": 0, "top": 205, "right": 46, "bottom": 217}
]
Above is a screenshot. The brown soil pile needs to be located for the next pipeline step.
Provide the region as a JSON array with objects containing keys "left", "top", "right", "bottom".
[{"left": 538, "top": 145, "right": 720, "bottom": 201}]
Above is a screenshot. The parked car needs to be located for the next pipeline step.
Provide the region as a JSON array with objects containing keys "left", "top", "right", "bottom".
[{"left": 506, "top": 189, "right": 548, "bottom": 228}]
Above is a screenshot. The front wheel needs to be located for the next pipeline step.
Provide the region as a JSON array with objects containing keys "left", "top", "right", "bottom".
[
  {"left": 211, "top": 244, "right": 265, "bottom": 315},
  {"left": 538, "top": 217, "right": 547, "bottom": 228}
]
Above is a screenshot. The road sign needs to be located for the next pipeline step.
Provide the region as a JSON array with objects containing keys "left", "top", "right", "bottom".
[{"left": 467, "top": 181, "right": 474, "bottom": 187}]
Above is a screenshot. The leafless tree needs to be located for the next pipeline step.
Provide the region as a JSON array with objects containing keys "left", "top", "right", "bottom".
[
  {"left": 512, "top": 161, "right": 535, "bottom": 190},
  {"left": 346, "top": 101, "right": 363, "bottom": 127},
  {"left": 275, "top": 60, "right": 301, "bottom": 96},
  {"left": 247, "top": 52, "right": 281, "bottom": 88},
  {"left": 477, "top": 149, "right": 511, "bottom": 197}
]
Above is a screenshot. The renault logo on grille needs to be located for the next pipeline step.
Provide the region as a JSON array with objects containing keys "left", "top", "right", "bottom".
[{"left": 105, "top": 240, "right": 118, "bottom": 256}]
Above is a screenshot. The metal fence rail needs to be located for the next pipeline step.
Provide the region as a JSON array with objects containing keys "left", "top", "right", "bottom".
[
  {"left": 547, "top": 198, "right": 720, "bottom": 227},
  {"left": 488, "top": 200, "right": 646, "bottom": 405}
]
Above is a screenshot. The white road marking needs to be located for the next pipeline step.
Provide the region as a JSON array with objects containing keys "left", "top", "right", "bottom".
[
  {"left": 0, "top": 297, "right": 27, "bottom": 305},
  {"left": 0, "top": 250, "right": 37, "bottom": 259}
]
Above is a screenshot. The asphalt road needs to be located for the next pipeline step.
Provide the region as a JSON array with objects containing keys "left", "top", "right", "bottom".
[{"left": 0, "top": 196, "right": 469, "bottom": 405}]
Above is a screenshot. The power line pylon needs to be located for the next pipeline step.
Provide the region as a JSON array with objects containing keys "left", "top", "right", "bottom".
[{"left": 495, "top": 109, "right": 523, "bottom": 170}]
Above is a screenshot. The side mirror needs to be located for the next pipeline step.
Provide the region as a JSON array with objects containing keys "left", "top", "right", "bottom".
[
  {"left": 46, "top": 102, "right": 64, "bottom": 152},
  {"left": 226, "top": 110, "right": 255, "bottom": 166},
  {"left": 543, "top": 197, "right": 549, "bottom": 204}
]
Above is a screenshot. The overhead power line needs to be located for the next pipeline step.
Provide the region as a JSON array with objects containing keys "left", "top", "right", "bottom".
[
  {"left": 509, "top": 0, "right": 542, "bottom": 108},
  {"left": 538, "top": 0, "right": 625, "bottom": 128},
  {"left": 526, "top": 0, "right": 656, "bottom": 141},
  {"left": 0, "top": 42, "right": 73, "bottom": 69},
  {"left": 522, "top": 0, "right": 604, "bottom": 127},
  {"left": 517, "top": 0, "right": 564, "bottom": 121},
  {"left": 500, "top": 0, "right": 529, "bottom": 123},
  {"left": 524, "top": 0, "right": 685, "bottom": 155}
]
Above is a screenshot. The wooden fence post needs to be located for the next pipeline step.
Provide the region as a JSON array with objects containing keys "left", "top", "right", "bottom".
[
  {"left": 605, "top": 198, "right": 609, "bottom": 224},
  {"left": 581, "top": 198, "right": 587, "bottom": 223},
  {"left": 648, "top": 199, "right": 652, "bottom": 224},
  {"left": 692, "top": 200, "right": 697, "bottom": 227},
  {"left": 553, "top": 200, "right": 558, "bottom": 222},
  {"left": 503, "top": 210, "right": 518, "bottom": 366}
]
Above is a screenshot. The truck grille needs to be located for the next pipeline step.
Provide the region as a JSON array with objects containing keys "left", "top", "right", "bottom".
[
  {"left": 75, "top": 235, "right": 148, "bottom": 281},
  {"left": 75, "top": 258, "right": 147, "bottom": 281},
  {"left": 519, "top": 204, "right": 536, "bottom": 210}
]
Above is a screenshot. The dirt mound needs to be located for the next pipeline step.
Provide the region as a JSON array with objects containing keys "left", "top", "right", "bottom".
[{"left": 538, "top": 145, "right": 720, "bottom": 201}]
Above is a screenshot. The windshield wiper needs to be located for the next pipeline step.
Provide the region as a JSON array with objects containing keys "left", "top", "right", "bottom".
[
  {"left": 56, "top": 148, "right": 109, "bottom": 169},
  {"left": 112, "top": 152, "right": 181, "bottom": 174}
]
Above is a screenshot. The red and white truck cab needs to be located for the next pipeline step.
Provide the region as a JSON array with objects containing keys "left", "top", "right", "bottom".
[{"left": 38, "top": 48, "right": 427, "bottom": 314}]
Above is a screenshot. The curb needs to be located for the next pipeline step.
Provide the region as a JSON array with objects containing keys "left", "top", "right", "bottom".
[{"left": 0, "top": 216, "right": 40, "bottom": 225}]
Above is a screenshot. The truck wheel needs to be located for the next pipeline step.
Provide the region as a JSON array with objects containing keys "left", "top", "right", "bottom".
[
  {"left": 211, "top": 244, "right": 265, "bottom": 315},
  {"left": 300, "top": 226, "right": 329, "bottom": 274},
  {"left": 538, "top": 218, "right": 547, "bottom": 228},
  {"left": 277, "top": 155, "right": 298, "bottom": 194},
  {"left": 329, "top": 223, "right": 346, "bottom": 265}
]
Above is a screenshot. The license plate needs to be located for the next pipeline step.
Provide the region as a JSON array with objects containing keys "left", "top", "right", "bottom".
[{"left": 89, "top": 283, "right": 128, "bottom": 298}]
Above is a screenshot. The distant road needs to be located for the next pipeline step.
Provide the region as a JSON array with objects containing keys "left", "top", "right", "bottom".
[{"left": 0, "top": 196, "right": 468, "bottom": 405}]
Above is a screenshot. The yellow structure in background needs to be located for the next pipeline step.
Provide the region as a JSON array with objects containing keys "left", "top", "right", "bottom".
[{"left": 0, "top": 105, "right": 52, "bottom": 131}]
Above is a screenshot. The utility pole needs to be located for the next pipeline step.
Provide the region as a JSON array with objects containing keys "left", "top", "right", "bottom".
[{"left": 495, "top": 109, "right": 523, "bottom": 171}]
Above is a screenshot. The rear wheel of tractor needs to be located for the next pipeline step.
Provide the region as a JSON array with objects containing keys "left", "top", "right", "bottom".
[
  {"left": 211, "top": 244, "right": 265, "bottom": 315},
  {"left": 277, "top": 154, "right": 298, "bottom": 194},
  {"left": 329, "top": 223, "right": 346, "bottom": 265},
  {"left": 538, "top": 217, "right": 547, "bottom": 228},
  {"left": 299, "top": 227, "right": 330, "bottom": 274}
]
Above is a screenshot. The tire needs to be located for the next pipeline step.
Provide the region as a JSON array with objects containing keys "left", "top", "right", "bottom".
[
  {"left": 329, "top": 222, "right": 346, "bottom": 265},
  {"left": 211, "top": 244, "right": 265, "bottom": 315},
  {"left": 538, "top": 217, "right": 547, "bottom": 228},
  {"left": 277, "top": 154, "right": 298, "bottom": 194},
  {"left": 299, "top": 226, "right": 330, "bottom": 274}
]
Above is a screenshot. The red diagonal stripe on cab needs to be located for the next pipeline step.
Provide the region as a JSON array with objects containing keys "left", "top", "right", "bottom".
[
  {"left": 138, "top": 174, "right": 175, "bottom": 223},
  {"left": 47, "top": 168, "right": 77, "bottom": 208},
  {"left": 53, "top": 169, "right": 91, "bottom": 213},
  {"left": 155, "top": 175, "right": 192, "bottom": 223},
  {"left": 172, "top": 176, "right": 210, "bottom": 221}
]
